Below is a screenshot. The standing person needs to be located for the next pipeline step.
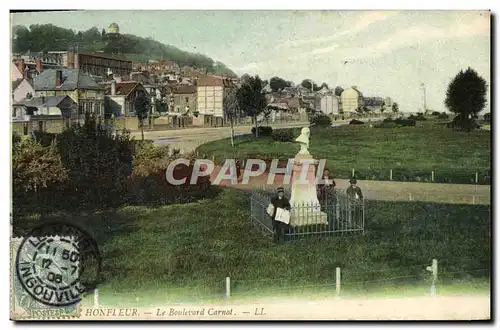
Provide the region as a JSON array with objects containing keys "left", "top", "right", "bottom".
[
  {"left": 317, "top": 169, "right": 337, "bottom": 228},
  {"left": 270, "top": 187, "right": 291, "bottom": 243},
  {"left": 317, "top": 168, "right": 336, "bottom": 201},
  {"left": 346, "top": 178, "right": 364, "bottom": 227}
]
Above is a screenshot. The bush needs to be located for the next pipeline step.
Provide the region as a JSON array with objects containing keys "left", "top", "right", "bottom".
[
  {"left": 431, "top": 111, "right": 441, "bottom": 116},
  {"left": 394, "top": 118, "right": 416, "bottom": 126},
  {"left": 437, "top": 112, "right": 449, "bottom": 120},
  {"left": 408, "top": 114, "right": 427, "bottom": 121},
  {"left": 251, "top": 126, "right": 273, "bottom": 137},
  {"left": 272, "top": 128, "right": 299, "bottom": 142},
  {"left": 310, "top": 113, "right": 332, "bottom": 127}
]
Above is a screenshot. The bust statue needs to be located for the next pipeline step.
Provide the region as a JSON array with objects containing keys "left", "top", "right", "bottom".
[{"left": 295, "top": 127, "right": 311, "bottom": 155}]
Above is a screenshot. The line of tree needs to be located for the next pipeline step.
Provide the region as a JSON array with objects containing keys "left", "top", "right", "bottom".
[
  {"left": 12, "top": 24, "right": 237, "bottom": 78},
  {"left": 300, "top": 79, "right": 329, "bottom": 92}
]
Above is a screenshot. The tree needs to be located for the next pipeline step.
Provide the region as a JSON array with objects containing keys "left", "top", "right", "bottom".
[
  {"left": 223, "top": 88, "right": 240, "bottom": 147},
  {"left": 334, "top": 86, "right": 344, "bottom": 97},
  {"left": 101, "top": 28, "right": 106, "bottom": 37},
  {"left": 380, "top": 102, "right": 386, "bottom": 113},
  {"left": 301, "top": 79, "right": 314, "bottom": 91},
  {"left": 134, "top": 90, "right": 151, "bottom": 141},
  {"left": 392, "top": 102, "right": 399, "bottom": 113},
  {"left": 12, "top": 137, "right": 68, "bottom": 216},
  {"left": 445, "top": 67, "right": 487, "bottom": 131},
  {"left": 236, "top": 75, "right": 268, "bottom": 138},
  {"left": 269, "top": 76, "right": 292, "bottom": 92},
  {"left": 320, "top": 82, "right": 329, "bottom": 90}
]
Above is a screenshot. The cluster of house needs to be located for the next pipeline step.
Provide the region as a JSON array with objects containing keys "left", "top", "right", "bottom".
[
  {"left": 11, "top": 49, "right": 392, "bottom": 135},
  {"left": 11, "top": 49, "right": 240, "bottom": 135},
  {"left": 265, "top": 84, "right": 393, "bottom": 119}
]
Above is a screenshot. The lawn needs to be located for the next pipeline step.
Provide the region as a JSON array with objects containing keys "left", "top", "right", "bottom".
[
  {"left": 196, "top": 123, "right": 491, "bottom": 184},
  {"left": 14, "top": 188, "right": 491, "bottom": 305}
]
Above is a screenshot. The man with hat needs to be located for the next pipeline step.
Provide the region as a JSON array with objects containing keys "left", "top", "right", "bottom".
[
  {"left": 346, "top": 178, "right": 364, "bottom": 227},
  {"left": 270, "top": 187, "right": 291, "bottom": 243}
]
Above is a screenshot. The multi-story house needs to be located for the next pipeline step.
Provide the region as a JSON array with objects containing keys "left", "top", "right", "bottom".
[
  {"left": 33, "top": 69, "right": 105, "bottom": 119},
  {"left": 341, "top": 86, "right": 364, "bottom": 114},
  {"left": 364, "top": 96, "right": 385, "bottom": 112},
  {"left": 104, "top": 81, "right": 150, "bottom": 117},
  {"left": 196, "top": 75, "right": 233, "bottom": 118},
  {"left": 166, "top": 85, "right": 197, "bottom": 114},
  {"left": 319, "top": 95, "right": 341, "bottom": 115}
]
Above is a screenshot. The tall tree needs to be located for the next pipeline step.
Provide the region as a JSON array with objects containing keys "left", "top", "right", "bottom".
[
  {"left": 134, "top": 90, "right": 151, "bottom": 141},
  {"left": 301, "top": 79, "right": 319, "bottom": 91},
  {"left": 223, "top": 88, "right": 240, "bottom": 147},
  {"left": 334, "top": 86, "right": 344, "bottom": 97},
  {"left": 320, "top": 82, "right": 329, "bottom": 90},
  {"left": 269, "top": 76, "right": 292, "bottom": 92},
  {"left": 392, "top": 102, "right": 399, "bottom": 113},
  {"left": 445, "top": 67, "right": 488, "bottom": 131},
  {"left": 236, "top": 75, "right": 268, "bottom": 138}
]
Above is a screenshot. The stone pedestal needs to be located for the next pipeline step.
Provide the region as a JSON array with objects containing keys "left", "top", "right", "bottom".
[{"left": 289, "top": 152, "right": 328, "bottom": 227}]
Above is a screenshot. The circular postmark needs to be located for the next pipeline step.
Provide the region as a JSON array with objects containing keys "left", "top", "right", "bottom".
[{"left": 15, "top": 220, "right": 102, "bottom": 307}]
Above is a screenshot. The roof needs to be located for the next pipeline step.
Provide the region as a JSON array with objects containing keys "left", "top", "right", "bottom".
[
  {"left": 22, "top": 95, "right": 73, "bottom": 108},
  {"left": 105, "top": 82, "right": 140, "bottom": 96},
  {"left": 34, "top": 69, "right": 103, "bottom": 91},
  {"left": 167, "top": 85, "right": 197, "bottom": 94},
  {"left": 12, "top": 79, "right": 23, "bottom": 91},
  {"left": 197, "top": 75, "right": 233, "bottom": 87}
]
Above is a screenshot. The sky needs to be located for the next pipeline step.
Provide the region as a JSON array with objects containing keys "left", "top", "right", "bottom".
[{"left": 10, "top": 10, "right": 491, "bottom": 112}]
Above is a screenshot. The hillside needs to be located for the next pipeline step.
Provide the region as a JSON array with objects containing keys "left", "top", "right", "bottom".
[{"left": 11, "top": 24, "right": 237, "bottom": 77}]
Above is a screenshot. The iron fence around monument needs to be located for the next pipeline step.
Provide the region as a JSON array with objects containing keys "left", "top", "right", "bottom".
[{"left": 249, "top": 187, "right": 365, "bottom": 241}]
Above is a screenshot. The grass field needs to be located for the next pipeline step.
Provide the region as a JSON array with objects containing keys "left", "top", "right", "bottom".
[
  {"left": 196, "top": 122, "right": 491, "bottom": 184},
  {"left": 15, "top": 188, "right": 491, "bottom": 305}
]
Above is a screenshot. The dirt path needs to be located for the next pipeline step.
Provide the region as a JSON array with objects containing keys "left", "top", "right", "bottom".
[{"left": 209, "top": 167, "right": 491, "bottom": 205}]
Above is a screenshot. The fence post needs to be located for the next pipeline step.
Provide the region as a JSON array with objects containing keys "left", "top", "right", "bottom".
[
  {"left": 431, "top": 171, "right": 435, "bottom": 182},
  {"left": 390, "top": 169, "right": 393, "bottom": 181},
  {"left": 336, "top": 267, "right": 341, "bottom": 297},
  {"left": 225, "top": 276, "right": 231, "bottom": 300},
  {"left": 426, "top": 259, "right": 438, "bottom": 296},
  {"left": 352, "top": 168, "right": 355, "bottom": 177},
  {"left": 408, "top": 193, "right": 412, "bottom": 201},
  {"left": 475, "top": 172, "right": 479, "bottom": 184},
  {"left": 472, "top": 195, "right": 476, "bottom": 205},
  {"left": 212, "top": 154, "right": 216, "bottom": 163},
  {"left": 93, "top": 288, "right": 99, "bottom": 308}
]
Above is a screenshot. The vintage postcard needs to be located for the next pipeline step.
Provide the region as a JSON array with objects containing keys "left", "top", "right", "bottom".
[{"left": 10, "top": 9, "right": 491, "bottom": 321}]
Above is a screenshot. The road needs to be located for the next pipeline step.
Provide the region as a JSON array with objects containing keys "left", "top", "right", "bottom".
[
  {"left": 130, "top": 117, "right": 385, "bottom": 153},
  {"left": 208, "top": 168, "right": 491, "bottom": 205},
  {"left": 130, "top": 121, "right": 310, "bottom": 153}
]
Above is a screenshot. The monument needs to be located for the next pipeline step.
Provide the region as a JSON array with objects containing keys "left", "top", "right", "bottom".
[{"left": 288, "top": 127, "right": 328, "bottom": 227}]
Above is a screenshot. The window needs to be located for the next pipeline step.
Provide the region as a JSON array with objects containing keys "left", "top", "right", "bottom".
[{"left": 185, "top": 97, "right": 189, "bottom": 103}]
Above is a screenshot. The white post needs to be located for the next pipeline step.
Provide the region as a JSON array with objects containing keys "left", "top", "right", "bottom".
[
  {"left": 431, "top": 259, "right": 438, "bottom": 296},
  {"left": 431, "top": 171, "right": 435, "bottom": 182},
  {"left": 212, "top": 154, "right": 215, "bottom": 162},
  {"left": 352, "top": 168, "right": 355, "bottom": 177},
  {"left": 93, "top": 288, "right": 99, "bottom": 308},
  {"left": 390, "top": 169, "right": 393, "bottom": 181},
  {"left": 472, "top": 195, "right": 476, "bottom": 205},
  {"left": 336, "top": 267, "right": 341, "bottom": 297},
  {"left": 475, "top": 172, "right": 479, "bottom": 184},
  {"left": 225, "top": 276, "right": 231, "bottom": 299},
  {"left": 408, "top": 193, "right": 412, "bottom": 201}
]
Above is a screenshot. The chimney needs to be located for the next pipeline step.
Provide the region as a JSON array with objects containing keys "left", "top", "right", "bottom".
[
  {"left": 111, "top": 80, "right": 116, "bottom": 96},
  {"left": 56, "top": 70, "right": 63, "bottom": 87},
  {"left": 35, "top": 59, "right": 42, "bottom": 73}
]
